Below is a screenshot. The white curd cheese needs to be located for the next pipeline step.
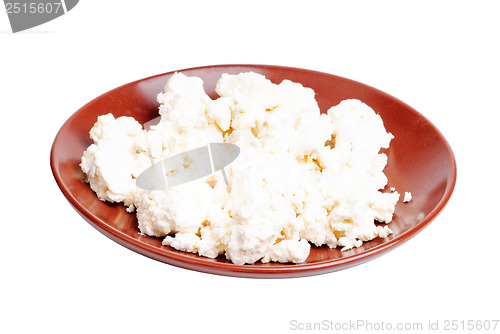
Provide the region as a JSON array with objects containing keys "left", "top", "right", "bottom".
[
  {"left": 81, "top": 71, "right": 401, "bottom": 264},
  {"left": 404, "top": 191, "right": 413, "bottom": 203}
]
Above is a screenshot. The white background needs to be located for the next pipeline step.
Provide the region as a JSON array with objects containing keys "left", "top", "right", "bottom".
[{"left": 1, "top": 1, "right": 499, "bottom": 333}]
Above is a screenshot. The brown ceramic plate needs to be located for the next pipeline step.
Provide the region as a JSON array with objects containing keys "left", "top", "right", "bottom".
[{"left": 50, "top": 64, "right": 456, "bottom": 278}]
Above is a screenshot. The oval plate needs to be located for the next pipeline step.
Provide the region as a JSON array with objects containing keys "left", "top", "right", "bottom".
[{"left": 50, "top": 64, "right": 457, "bottom": 278}]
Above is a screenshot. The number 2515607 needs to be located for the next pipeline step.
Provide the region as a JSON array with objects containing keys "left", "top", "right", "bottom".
[{"left": 5, "top": 2, "right": 63, "bottom": 14}]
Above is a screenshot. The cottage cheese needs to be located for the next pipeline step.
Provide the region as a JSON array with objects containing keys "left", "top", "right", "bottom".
[
  {"left": 81, "top": 72, "right": 401, "bottom": 265},
  {"left": 403, "top": 191, "right": 413, "bottom": 203}
]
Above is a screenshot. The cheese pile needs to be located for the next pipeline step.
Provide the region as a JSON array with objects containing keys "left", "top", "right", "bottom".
[{"left": 81, "top": 72, "right": 400, "bottom": 265}]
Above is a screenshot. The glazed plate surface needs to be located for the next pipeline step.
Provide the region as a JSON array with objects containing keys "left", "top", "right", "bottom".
[{"left": 50, "top": 65, "right": 456, "bottom": 278}]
